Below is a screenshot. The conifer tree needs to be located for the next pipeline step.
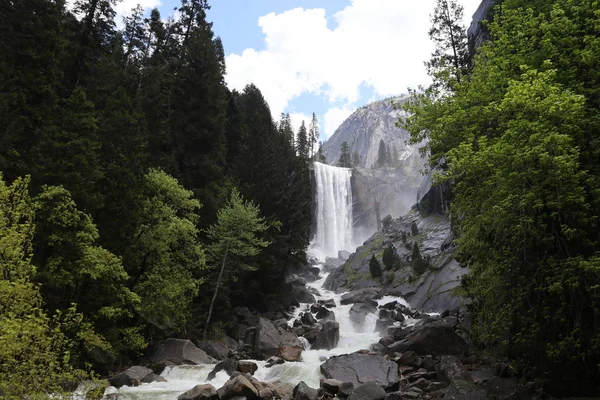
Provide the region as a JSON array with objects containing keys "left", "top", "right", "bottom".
[
  {"left": 376, "top": 139, "right": 387, "bottom": 168},
  {"left": 308, "top": 112, "right": 319, "bottom": 158},
  {"left": 369, "top": 255, "right": 383, "bottom": 278},
  {"left": 352, "top": 150, "right": 361, "bottom": 167},
  {"left": 338, "top": 141, "right": 352, "bottom": 167},
  {"left": 297, "top": 121, "right": 309, "bottom": 158}
]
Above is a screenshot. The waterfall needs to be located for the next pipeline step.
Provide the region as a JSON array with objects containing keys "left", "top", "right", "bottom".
[{"left": 311, "top": 162, "right": 353, "bottom": 259}]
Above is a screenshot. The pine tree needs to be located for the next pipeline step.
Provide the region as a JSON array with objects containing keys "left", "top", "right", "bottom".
[
  {"left": 338, "top": 141, "right": 352, "bottom": 167},
  {"left": 369, "top": 255, "right": 383, "bottom": 278},
  {"left": 426, "top": 0, "right": 470, "bottom": 92},
  {"left": 296, "top": 121, "right": 309, "bottom": 158},
  {"left": 376, "top": 139, "right": 387, "bottom": 168},
  {"left": 352, "top": 151, "right": 361, "bottom": 167},
  {"left": 308, "top": 112, "right": 319, "bottom": 158},
  {"left": 382, "top": 243, "right": 395, "bottom": 270}
]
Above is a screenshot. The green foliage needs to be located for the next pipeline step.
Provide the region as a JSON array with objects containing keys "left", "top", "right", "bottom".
[
  {"left": 297, "top": 121, "right": 309, "bottom": 159},
  {"left": 382, "top": 243, "right": 396, "bottom": 270},
  {"left": 338, "top": 141, "right": 352, "bottom": 168},
  {"left": 0, "top": 174, "right": 91, "bottom": 398},
  {"left": 376, "top": 139, "right": 388, "bottom": 168},
  {"left": 369, "top": 255, "right": 383, "bottom": 278},
  {"left": 410, "top": 221, "right": 419, "bottom": 235},
  {"left": 404, "top": 0, "right": 600, "bottom": 391},
  {"left": 381, "top": 215, "right": 393, "bottom": 231},
  {"left": 401, "top": 231, "right": 407, "bottom": 243},
  {"left": 411, "top": 243, "right": 428, "bottom": 275},
  {"left": 127, "top": 169, "right": 205, "bottom": 332}
]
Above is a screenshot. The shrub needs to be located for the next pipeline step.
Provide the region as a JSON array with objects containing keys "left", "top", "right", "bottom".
[
  {"left": 369, "top": 255, "right": 383, "bottom": 278},
  {"left": 410, "top": 221, "right": 419, "bottom": 235},
  {"left": 381, "top": 215, "right": 393, "bottom": 230},
  {"left": 382, "top": 243, "right": 396, "bottom": 270}
]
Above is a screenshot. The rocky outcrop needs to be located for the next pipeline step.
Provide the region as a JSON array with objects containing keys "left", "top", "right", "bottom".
[
  {"left": 293, "top": 381, "right": 318, "bottom": 400},
  {"left": 467, "top": 0, "right": 501, "bottom": 56},
  {"left": 348, "top": 381, "right": 386, "bottom": 400},
  {"left": 108, "top": 366, "right": 153, "bottom": 388},
  {"left": 151, "top": 338, "right": 215, "bottom": 366},
  {"left": 254, "top": 317, "right": 302, "bottom": 359},
  {"left": 178, "top": 384, "right": 218, "bottom": 400},
  {"left": 320, "top": 352, "right": 400, "bottom": 390},
  {"left": 217, "top": 374, "right": 259, "bottom": 400}
]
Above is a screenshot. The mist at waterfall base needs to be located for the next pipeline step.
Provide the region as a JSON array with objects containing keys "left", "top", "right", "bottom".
[{"left": 102, "top": 162, "right": 414, "bottom": 399}]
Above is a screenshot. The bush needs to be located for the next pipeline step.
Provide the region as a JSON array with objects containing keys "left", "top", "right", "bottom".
[
  {"left": 401, "top": 231, "right": 407, "bottom": 243},
  {"left": 411, "top": 243, "right": 428, "bottom": 275},
  {"left": 369, "top": 255, "right": 383, "bottom": 278},
  {"left": 382, "top": 243, "right": 396, "bottom": 270},
  {"left": 381, "top": 215, "right": 393, "bottom": 230},
  {"left": 410, "top": 221, "right": 419, "bottom": 235}
]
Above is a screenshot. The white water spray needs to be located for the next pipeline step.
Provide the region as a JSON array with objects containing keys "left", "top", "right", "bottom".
[{"left": 311, "top": 162, "right": 353, "bottom": 259}]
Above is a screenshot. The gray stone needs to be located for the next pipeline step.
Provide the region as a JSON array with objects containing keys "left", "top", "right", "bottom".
[
  {"left": 292, "top": 285, "right": 316, "bottom": 304},
  {"left": 301, "top": 312, "right": 317, "bottom": 326},
  {"left": 349, "top": 302, "right": 377, "bottom": 326},
  {"left": 217, "top": 375, "right": 259, "bottom": 400},
  {"left": 237, "top": 361, "right": 258, "bottom": 375},
  {"left": 384, "top": 392, "right": 406, "bottom": 400},
  {"left": 390, "top": 324, "right": 468, "bottom": 357},
  {"left": 207, "top": 358, "right": 238, "bottom": 381},
  {"left": 444, "top": 380, "right": 487, "bottom": 400},
  {"left": 340, "top": 288, "right": 381, "bottom": 305},
  {"left": 108, "top": 366, "right": 152, "bottom": 388},
  {"left": 338, "top": 250, "right": 351, "bottom": 261},
  {"left": 470, "top": 366, "right": 496, "bottom": 383},
  {"left": 339, "top": 382, "right": 355, "bottom": 398},
  {"left": 483, "top": 376, "right": 519, "bottom": 400},
  {"left": 348, "top": 381, "right": 386, "bottom": 400},
  {"left": 178, "top": 384, "right": 218, "bottom": 400},
  {"left": 375, "top": 318, "right": 394, "bottom": 332},
  {"left": 254, "top": 317, "right": 302, "bottom": 360},
  {"left": 152, "top": 338, "right": 216, "bottom": 365},
  {"left": 276, "top": 345, "right": 303, "bottom": 361},
  {"left": 316, "top": 307, "right": 336, "bottom": 322},
  {"left": 293, "top": 381, "right": 318, "bottom": 400},
  {"left": 396, "top": 351, "right": 418, "bottom": 366},
  {"left": 323, "top": 257, "right": 345, "bottom": 273},
  {"left": 437, "top": 355, "right": 472, "bottom": 382},
  {"left": 321, "top": 379, "right": 343, "bottom": 394},
  {"left": 320, "top": 352, "right": 400, "bottom": 390},
  {"left": 141, "top": 372, "right": 167, "bottom": 384},
  {"left": 312, "top": 321, "right": 340, "bottom": 350}
]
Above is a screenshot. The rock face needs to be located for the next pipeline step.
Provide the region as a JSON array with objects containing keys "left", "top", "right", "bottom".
[
  {"left": 320, "top": 352, "right": 400, "bottom": 390},
  {"left": 178, "top": 384, "right": 218, "bottom": 400},
  {"left": 467, "top": 0, "right": 501, "bottom": 55},
  {"left": 217, "top": 374, "right": 259, "bottom": 400},
  {"left": 152, "top": 338, "right": 215, "bottom": 365},
  {"left": 348, "top": 381, "right": 386, "bottom": 400},
  {"left": 255, "top": 318, "right": 302, "bottom": 359},
  {"left": 390, "top": 324, "right": 468, "bottom": 357}
]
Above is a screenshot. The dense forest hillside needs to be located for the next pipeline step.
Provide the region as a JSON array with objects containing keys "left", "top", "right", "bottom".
[
  {"left": 403, "top": 0, "right": 600, "bottom": 394},
  {"left": 0, "top": 0, "right": 312, "bottom": 396}
]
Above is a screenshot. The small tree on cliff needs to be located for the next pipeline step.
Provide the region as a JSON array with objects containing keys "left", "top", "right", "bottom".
[
  {"left": 382, "top": 243, "right": 396, "bottom": 270},
  {"left": 369, "top": 255, "right": 383, "bottom": 278},
  {"left": 338, "top": 141, "right": 352, "bottom": 167},
  {"left": 203, "top": 188, "right": 270, "bottom": 342}
]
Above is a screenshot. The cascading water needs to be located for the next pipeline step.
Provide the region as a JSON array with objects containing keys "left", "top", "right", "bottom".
[
  {"left": 311, "top": 162, "right": 353, "bottom": 259},
  {"left": 102, "top": 161, "right": 414, "bottom": 400}
]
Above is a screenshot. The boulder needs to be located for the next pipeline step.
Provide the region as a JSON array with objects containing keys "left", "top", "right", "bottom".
[
  {"left": 321, "top": 379, "right": 343, "bottom": 394},
  {"left": 276, "top": 345, "right": 303, "bottom": 362},
  {"left": 178, "top": 384, "right": 218, "bottom": 400},
  {"left": 396, "top": 351, "right": 418, "bottom": 366},
  {"left": 301, "top": 312, "right": 318, "bottom": 326},
  {"left": 152, "top": 338, "right": 215, "bottom": 365},
  {"left": 255, "top": 318, "right": 302, "bottom": 359},
  {"left": 108, "top": 366, "right": 152, "bottom": 388},
  {"left": 266, "top": 356, "right": 285, "bottom": 368},
  {"left": 392, "top": 311, "right": 405, "bottom": 322},
  {"left": 340, "top": 288, "right": 381, "bottom": 305},
  {"left": 375, "top": 318, "right": 393, "bottom": 332},
  {"left": 312, "top": 321, "right": 340, "bottom": 350},
  {"left": 384, "top": 392, "right": 405, "bottom": 400},
  {"left": 237, "top": 361, "right": 258, "bottom": 375},
  {"left": 323, "top": 257, "right": 345, "bottom": 273},
  {"left": 320, "top": 352, "right": 400, "bottom": 390},
  {"left": 339, "top": 382, "right": 355, "bottom": 398},
  {"left": 471, "top": 366, "right": 497, "bottom": 383},
  {"left": 349, "top": 302, "right": 377, "bottom": 326},
  {"left": 348, "top": 381, "right": 386, "bottom": 400},
  {"left": 207, "top": 358, "right": 238, "bottom": 381},
  {"left": 217, "top": 374, "right": 259, "bottom": 400},
  {"left": 381, "top": 301, "right": 398, "bottom": 310},
  {"left": 389, "top": 325, "right": 468, "bottom": 357},
  {"left": 319, "top": 298, "right": 336, "bottom": 308},
  {"left": 141, "top": 372, "right": 167, "bottom": 384},
  {"left": 338, "top": 250, "right": 351, "bottom": 261},
  {"left": 483, "top": 376, "right": 519, "bottom": 400},
  {"left": 315, "top": 307, "right": 335, "bottom": 322},
  {"left": 200, "top": 340, "right": 235, "bottom": 360},
  {"left": 293, "top": 381, "right": 318, "bottom": 400},
  {"left": 437, "top": 355, "right": 471, "bottom": 382},
  {"left": 292, "top": 285, "right": 316, "bottom": 304}
]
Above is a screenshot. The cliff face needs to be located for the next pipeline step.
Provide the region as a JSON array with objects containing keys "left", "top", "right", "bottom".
[
  {"left": 321, "top": 97, "right": 424, "bottom": 172},
  {"left": 467, "top": 0, "right": 501, "bottom": 55}
]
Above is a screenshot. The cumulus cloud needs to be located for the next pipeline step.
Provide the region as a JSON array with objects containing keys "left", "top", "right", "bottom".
[
  {"left": 324, "top": 105, "right": 355, "bottom": 139},
  {"left": 225, "top": 0, "right": 481, "bottom": 137}
]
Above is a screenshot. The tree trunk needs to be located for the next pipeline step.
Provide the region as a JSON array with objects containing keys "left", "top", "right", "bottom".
[{"left": 203, "top": 248, "right": 228, "bottom": 343}]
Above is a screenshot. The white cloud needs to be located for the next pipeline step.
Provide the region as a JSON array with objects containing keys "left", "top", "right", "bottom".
[
  {"left": 115, "top": 0, "right": 162, "bottom": 17},
  {"left": 289, "top": 112, "right": 312, "bottom": 134},
  {"left": 323, "top": 104, "right": 355, "bottom": 140},
  {"left": 225, "top": 0, "right": 482, "bottom": 135}
]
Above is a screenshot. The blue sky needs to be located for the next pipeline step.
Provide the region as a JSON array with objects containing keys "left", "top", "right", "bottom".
[{"left": 116, "top": 0, "right": 483, "bottom": 140}]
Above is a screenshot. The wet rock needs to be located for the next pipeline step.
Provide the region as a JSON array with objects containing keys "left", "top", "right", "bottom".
[
  {"left": 320, "top": 352, "right": 400, "bottom": 390},
  {"left": 141, "top": 372, "right": 167, "bottom": 384},
  {"left": 389, "top": 324, "right": 468, "bottom": 357},
  {"left": 407, "top": 378, "right": 429, "bottom": 390},
  {"left": 217, "top": 374, "right": 259, "bottom": 400},
  {"left": 349, "top": 302, "right": 377, "bottom": 326},
  {"left": 255, "top": 317, "right": 302, "bottom": 359},
  {"left": 178, "top": 384, "right": 218, "bottom": 400},
  {"left": 316, "top": 307, "right": 336, "bottom": 322},
  {"left": 378, "top": 336, "right": 395, "bottom": 347},
  {"left": 292, "top": 285, "right": 316, "bottom": 304},
  {"left": 301, "top": 312, "right": 318, "bottom": 326},
  {"left": 381, "top": 301, "right": 398, "bottom": 310},
  {"left": 312, "top": 321, "right": 340, "bottom": 350},
  {"left": 323, "top": 257, "right": 345, "bottom": 273},
  {"left": 321, "top": 378, "right": 343, "bottom": 394},
  {"left": 384, "top": 392, "right": 406, "bottom": 400},
  {"left": 421, "top": 355, "right": 435, "bottom": 371},
  {"left": 339, "top": 382, "right": 355, "bottom": 398},
  {"left": 393, "top": 311, "right": 405, "bottom": 322},
  {"left": 199, "top": 341, "right": 232, "bottom": 360},
  {"left": 152, "top": 338, "right": 215, "bottom": 365},
  {"left": 396, "top": 351, "right": 418, "bottom": 366},
  {"left": 293, "top": 381, "right": 318, "bottom": 400},
  {"left": 285, "top": 275, "right": 307, "bottom": 285},
  {"left": 375, "top": 318, "right": 394, "bottom": 332},
  {"left": 265, "top": 356, "right": 284, "bottom": 367},
  {"left": 319, "top": 299, "right": 337, "bottom": 308},
  {"left": 437, "top": 355, "right": 471, "bottom": 382},
  {"left": 348, "top": 381, "right": 386, "bottom": 400},
  {"left": 338, "top": 250, "right": 351, "bottom": 260},
  {"left": 483, "top": 376, "right": 519, "bottom": 400},
  {"left": 470, "top": 366, "right": 497, "bottom": 383},
  {"left": 378, "top": 309, "right": 392, "bottom": 319},
  {"left": 340, "top": 288, "right": 381, "bottom": 305},
  {"left": 276, "top": 345, "right": 303, "bottom": 362},
  {"left": 207, "top": 358, "right": 238, "bottom": 380},
  {"left": 387, "top": 326, "right": 410, "bottom": 341},
  {"left": 237, "top": 361, "right": 258, "bottom": 375},
  {"left": 108, "top": 366, "right": 152, "bottom": 388}
]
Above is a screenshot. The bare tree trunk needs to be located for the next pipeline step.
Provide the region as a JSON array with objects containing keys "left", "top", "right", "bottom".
[
  {"left": 374, "top": 197, "right": 381, "bottom": 231},
  {"left": 203, "top": 248, "right": 228, "bottom": 343}
]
